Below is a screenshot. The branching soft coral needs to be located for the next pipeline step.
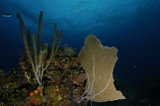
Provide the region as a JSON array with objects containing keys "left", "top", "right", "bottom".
[{"left": 16, "top": 11, "right": 63, "bottom": 86}]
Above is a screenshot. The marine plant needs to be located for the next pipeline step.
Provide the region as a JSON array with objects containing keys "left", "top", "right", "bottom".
[
  {"left": 77, "top": 35, "right": 125, "bottom": 103},
  {"left": 16, "top": 11, "right": 63, "bottom": 86}
]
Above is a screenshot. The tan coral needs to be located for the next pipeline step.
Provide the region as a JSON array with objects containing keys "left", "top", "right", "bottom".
[{"left": 78, "top": 34, "right": 125, "bottom": 102}]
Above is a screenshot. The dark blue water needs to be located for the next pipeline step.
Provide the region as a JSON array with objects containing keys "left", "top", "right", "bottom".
[{"left": 0, "top": 0, "right": 160, "bottom": 105}]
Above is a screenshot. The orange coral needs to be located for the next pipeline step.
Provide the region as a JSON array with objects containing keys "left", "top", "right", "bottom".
[
  {"left": 29, "top": 92, "right": 34, "bottom": 96},
  {"left": 32, "top": 98, "right": 37, "bottom": 103},
  {"left": 34, "top": 90, "right": 39, "bottom": 94}
]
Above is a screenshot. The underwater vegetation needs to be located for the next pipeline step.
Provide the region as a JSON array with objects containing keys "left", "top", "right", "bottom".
[
  {"left": 0, "top": 11, "right": 124, "bottom": 106},
  {"left": 1, "top": 11, "right": 159, "bottom": 106},
  {"left": 77, "top": 35, "right": 125, "bottom": 103},
  {"left": 16, "top": 11, "right": 62, "bottom": 86}
]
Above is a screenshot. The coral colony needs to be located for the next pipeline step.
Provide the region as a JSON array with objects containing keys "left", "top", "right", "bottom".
[
  {"left": 16, "top": 11, "right": 62, "bottom": 86},
  {"left": 17, "top": 11, "right": 125, "bottom": 105},
  {"left": 77, "top": 35, "right": 125, "bottom": 103},
  {"left": 0, "top": 11, "right": 125, "bottom": 105}
]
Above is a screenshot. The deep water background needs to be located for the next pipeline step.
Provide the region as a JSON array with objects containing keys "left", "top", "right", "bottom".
[{"left": 0, "top": 0, "right": 160, "bottom": 105}]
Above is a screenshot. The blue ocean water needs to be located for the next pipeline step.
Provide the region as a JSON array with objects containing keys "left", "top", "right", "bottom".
[{"left": 0, "top": 0, "right": 160, "bottom": 105}]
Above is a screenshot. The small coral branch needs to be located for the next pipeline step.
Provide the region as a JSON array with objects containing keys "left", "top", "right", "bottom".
[{"left": 16, "top": 11, "right": 63, "bottom": 86}]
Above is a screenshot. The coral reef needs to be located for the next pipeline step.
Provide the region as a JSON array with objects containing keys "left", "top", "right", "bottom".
[
  {"left": 0, "top": 34, "right": 126, "bottom": 105},
  {"left": 2, "top": 11, "right": 158, "bottom": 106},
  {"left": 0, "top": 35, "right": 158, "bottom": 105},
  {"left": 0, "top": 49, "right": 86, "bottom": 105},
  {"left": 0, "top": 11, "right": 87, "bottom": 106}
]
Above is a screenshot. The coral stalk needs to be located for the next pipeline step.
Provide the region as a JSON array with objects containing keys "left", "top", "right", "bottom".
[{"left": 16, "top": 11, "right": 63, "bottom": 86}]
